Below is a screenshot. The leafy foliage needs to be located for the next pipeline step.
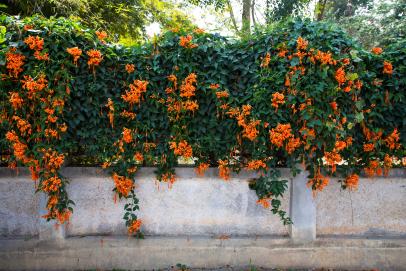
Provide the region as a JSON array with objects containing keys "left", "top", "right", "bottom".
[
  {"left": 0, "top": 0, "right": 193, "bottom": 41},
  {"left": 0, "top": 15, "right": 404, "bottom": 233},
  {"left": 314, "top": 0, "right": 373, "bottom": 20},
  {"left": 338, "top": 0, "right": 406, "bottom": 48},
  {"left": 265, "top": 0, "right": 311, "bottom": 22}
]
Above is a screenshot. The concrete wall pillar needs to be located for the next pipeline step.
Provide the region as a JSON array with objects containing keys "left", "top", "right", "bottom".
[
  {"left": 38, "top": 193, "right": 65, "bottom": 241},
  {"left": 289, "top": 167, "right": 316, "bottom": 243}
]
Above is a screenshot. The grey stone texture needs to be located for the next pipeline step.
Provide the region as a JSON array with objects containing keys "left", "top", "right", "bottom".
[
  {"left": 0, "top": 170, "right": 39, "bottom": 238},
  {"left": 0, "top": 237, "right": 405, "bottom": 270},
  {"left": 64, "top": 168, "right": 291, "bottom": 237},
  {"left": 289, "top": 167, "right": 316, "bottom": 243},
  {"left": 0, "top": 167, "right": 405, "bottom": 270},
  {"left": 315, "top": 176, "right": 406, "bottom": 237}
]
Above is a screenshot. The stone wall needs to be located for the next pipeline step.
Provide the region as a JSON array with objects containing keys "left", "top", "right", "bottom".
[
  {"left": 0, "top": 167, "right": 405, "bottom": 270},
  {"left": 316, "top": 176, "right": 406, "bottom": 237}
]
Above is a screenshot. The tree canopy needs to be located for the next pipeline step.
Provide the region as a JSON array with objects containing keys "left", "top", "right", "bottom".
[{"left": 0, "top": 0, "right": 193, "bottom": 43}]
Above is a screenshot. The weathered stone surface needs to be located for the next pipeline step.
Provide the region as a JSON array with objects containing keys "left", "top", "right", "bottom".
[
  {"left": 1, "top": 167, "right": 405, "bottom": 240},
  {"left": 0, "top": 167, "right": 405, "bottom": 270},
  {"left": 315, "top": 177, "right": 406, "bottom": 236},
  {"left": 0, "top": 236, "right": 405, "bottom": 270},
  {"left": 289, "top": 168, "right": 316, "bottom": 243},
  {"left": 0, "top": 171, "right": 39, "bottom": 238},
  {"left": 65, "top": 168, "right": 290, "bottom": 236},
  {"left": 38, "top": 193, "right": 65, "bottom": 241}
]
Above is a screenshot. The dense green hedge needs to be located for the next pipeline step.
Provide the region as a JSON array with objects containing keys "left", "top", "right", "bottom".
[
  {"left": 1, "top": 16, "right": 404, "bottom": 161},
  {"left": 0, "top": 15, "right": 404, "bottom": 230}
]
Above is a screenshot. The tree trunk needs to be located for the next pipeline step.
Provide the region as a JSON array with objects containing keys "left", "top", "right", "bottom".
[
  {"left": 251, "top": 0, "right": 257, "bottom": 26},
  {"left": 227, "top": 0, "right": 240, "bottom": 35},
  {"left": 316, "top": 0, "right": 328, "bottom": 21},
  {"left": 241, "top": 0, "right": 251, "bottom": 35}
]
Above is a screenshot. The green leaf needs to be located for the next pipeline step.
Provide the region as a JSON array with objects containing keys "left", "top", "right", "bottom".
[{"left": 355, "top": 112, "right": 364, "bottom": 123}]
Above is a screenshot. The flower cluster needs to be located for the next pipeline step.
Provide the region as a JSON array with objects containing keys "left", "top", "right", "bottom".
[
  {"left": 86, "top": 49, "right": 103, "bottom": 68},
  {"left": 246, "top": 160, "right": 267, "bottom": 170},
  {"left": 113, "top": 173, "right": 134, "bottom": 197},
  {"left": 195, "top": 162, "right": 209, "bottom": 176},
  {"left": 9, "top": 92, "right": 24, "bottom": 110},
  {"left": 364, "top": 160, "right": 382, "bottom": 177},
  {"left": 96, "top": 30, "right": 108, "bottom": 43},
  {"left": 260, "top": 52, "right": 271, "bottom": 68},
  {"left": 271, "top": 92, "right": 285, "bottom": 109},
  {"left": 67, "top": 47, "right": 82, "bottom": 65},
  {"left": 21, "top": 74, "right": 48, "bottom": 99},
  {"left": 257, "top": 198, "right": 271, "bottom": 208},
  {"left": 24, "top": 35, "right": 49, "bottom": 61},
  {"left": 42, "top": 176, "right": 62, "bottom": 193},
  {"left": 6, "top": 130, "right": 27, "bottom": 161},
  {"left": 106, "top": 98, "right": 115, "bottom": 128},
  {"left": 269, "top": 123, "right": 302, "bottom": 155},
  {"left": 383, "top": 61, "right": 393, "bottom": 75},
  {"left": 216, "top": 91, "right": 229, "bottom": 99},
  {"left": 218, "top": 159, "right": 230, "bottom": 181},
  {"left": 159, "top": 172, "right": 176, "bottom": 186},
  {"left": 43, "top": 149, "right": 65, "bottom": 172},
  {"left": 296, "top": 36, "right": 308, "bottom": 50},
  {"left": 312, "top": 50, "right": 336, "bottom": 65},
  {"left": 384, "top": 128, "right": 400, "bottom": 150},
  {"left": 24, "top": 35, "right": 44, "bottom": 51},
  {"left": 128, "top": 219, "right": 142, "bottom": 235},
  {"left": 307, "top": 169, "right": 329, "bottom": 193},
  {"left": 344, "top": 174, "right": 359, "bottom": 190},
  {"left": 122, "top": 128, "right": 133, "bottom": 143},
  {"left": 226, "top": 105, "right": 260, "bottom": 141},
  {"left": 170, "top": 140, "right": 193, "bottom": 158},
  {"left": 180, "top": 73, "right": 197, "bottom": 98},
  {"left": 371, "top": 47, "right": 383, "bottom": 55},
  {"left": 269, "top": 123, "right": 291, "bottom": 148},
  {"left": 165, "top": 73, "right": 200, "bottom": 118},
  {"left": 122, "top": 80, "right": 149, "bottom": 106},
  {"left": 5, "top": 48, "right": 25, "bottom": 77},
  {"left": 125, "top": 64, "right": 135, "bottom": 73},
  {"left": 179, "top": 35, "right": 198, "bottom": 48},
  {"left": 4, "top": 50, "right": 71, "bottom": 225},
  {"left": 335, "top": 67, "right": 346, "bottom": 86}
]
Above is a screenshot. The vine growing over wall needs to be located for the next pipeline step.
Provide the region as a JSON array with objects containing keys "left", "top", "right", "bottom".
[{"left": 0, "top": 16, "right": 404, "bottom": 234}]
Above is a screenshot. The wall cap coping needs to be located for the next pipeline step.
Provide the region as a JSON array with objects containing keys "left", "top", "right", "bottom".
[
  {"left": 1, "top": 236, "right": 405, "bottom": 251},
  {"left": 0, "top": 166, "right": 404, "bottom": 179}
]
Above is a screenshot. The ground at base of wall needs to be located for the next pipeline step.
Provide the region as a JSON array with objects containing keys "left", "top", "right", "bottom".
[
  {"left": 1, "top": 236, "right": 404, "bottom": 270},
  {"left": 81, "top": 268, "right": 379, "bottom": 271}
]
